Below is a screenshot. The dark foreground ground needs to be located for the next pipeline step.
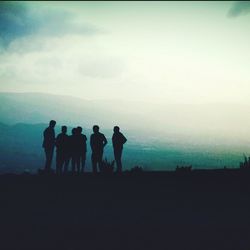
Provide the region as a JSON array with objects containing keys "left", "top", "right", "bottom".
[{"left": 0, "top": 169, "right": 250, "bottom": 250}]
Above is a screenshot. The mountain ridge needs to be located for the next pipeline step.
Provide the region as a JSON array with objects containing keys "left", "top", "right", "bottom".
[{"left": 1, "top": 91, "right": 250, "bottom": 141}]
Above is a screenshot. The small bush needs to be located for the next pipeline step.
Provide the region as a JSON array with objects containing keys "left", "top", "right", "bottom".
[
  {"left": 37, "top": 168, "right": 55, "bottom": 175},
  {"left": 176, "top": 165, "right": 192, "bottom": 172},
  {"left": 99, "top": 158, "right": 115, "bottom": 173},
  {"left": 239, "top": 155, "right": 250, "bottom": 169},
  {"left": 130, "top": 166, "right": 143, "bottom": 173}
]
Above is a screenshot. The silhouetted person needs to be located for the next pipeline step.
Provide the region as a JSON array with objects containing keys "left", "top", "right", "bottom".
[
  {"left": 67, "top": 129, "right": 73, "bottom": 170},
  {"left": 90, "top": 125, "right": 107, "bottom": 174},
  {"left": 42, "top": 120, "right": 56, "bottom": 172},
  {"left": 70, "top": 128, "right": 80, "bottom": 174},
  {"left": 55, "top": 126, "right": 69, "bottom": 175},
  {"left": 77, "top": 126, "right": 87, "bottom": 173},
  {"left": 112, "top": 126, "right": 127, "bottom": 174},
  {"left": 68, "top": 128, "right": 74, "bottom": 173}
]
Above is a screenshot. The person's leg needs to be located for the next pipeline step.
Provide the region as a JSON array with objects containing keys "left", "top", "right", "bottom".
[
  {"left": 64, "top": 154, "right": 70, "bottom": 174},
  {"left": 81, "top": 154, "right": 86, "bottom": 173},
  {"left": 47, "top": 147, "right": 54, "bottom": 171},
  {"left": 91, "top": 153, "right": 97, "bottom": 174},
  {"left": 97, "top": 151, "right": 103, "bottom": 172},
  {"left": 44, "top": 148, "right": 49, "bottom": 171},
  {"left": 71, "top": 154, "right": 76, "bottom": 173},
  {"left": 56, "top": 151, "right": 60, "bottom": 175},
  {"left": 115, "top": 149, "right": 123, "bottom": 174},
  {"left": 57, "top": 151, "right": 64, "bottom": 175},
  {"left": 44, "top": 147, "right": 54, "bottom": 172},
  {"left": 79, "top": 155, "right": 82, "bottom": 171},
  {"left": 59, "top": 153, "right": 64, "bottom": 175},
  {"left": 76, "top": 154, "right": 80, "bottom": 175}
]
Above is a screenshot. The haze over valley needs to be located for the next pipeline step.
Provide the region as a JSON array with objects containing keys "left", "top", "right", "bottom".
[{"left": 0, "top": 92, "right": 250, "bottom": 173}]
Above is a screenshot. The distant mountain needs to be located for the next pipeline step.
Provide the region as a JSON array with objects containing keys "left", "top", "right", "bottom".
[
  {"left": 0, "top": 92, "right": 250, "bottom": 173},
  {"left": 0, "top": 92, "right": 131, "bottom": 127},
  {"left": 1, "top": 92, "right": 250, "bottom": 141}
]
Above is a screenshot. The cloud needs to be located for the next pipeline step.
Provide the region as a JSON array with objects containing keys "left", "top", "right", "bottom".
[
  {"left": 228, "top": 1, "right": 250, "bottom": 17},
  {"left": 0, "top": 1, "right": 100, "bottom": 48},
  {"left": 78, "top": 57, "right": 125, "bottom": 79},
  {"left": 0, "top": 2, "right": 36, "bottom": 46}
]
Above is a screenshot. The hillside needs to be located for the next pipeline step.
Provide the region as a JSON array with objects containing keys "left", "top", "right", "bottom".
[
  {"left": 1, "top": 92, "right": 250, "bottom": 140},
  {"left": 0, "top": 171, "right": 250, "bottom": 250}
]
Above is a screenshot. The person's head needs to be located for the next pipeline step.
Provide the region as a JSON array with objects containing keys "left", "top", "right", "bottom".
[
  {"left": 49, "top": 120, "right": 56, "bottom": 128},
  {"left": 93, "top": 125, "right": 99, "bottom": 133},
  {"left": 61, "top": 126, "right": 67, "bottom": 134},
  {"left": 72, "top": 128, "right": 77, "bottom": 135},
  {"left": 77, "top": 126, "right": 82, "bottom": 134},
  {"left": 113, "top": 126, "right": 120, "bottom": 133}
]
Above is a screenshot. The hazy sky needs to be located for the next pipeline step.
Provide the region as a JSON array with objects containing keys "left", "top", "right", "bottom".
[{"left": 0, "top": 1, "right": 250, "bottom": 104}]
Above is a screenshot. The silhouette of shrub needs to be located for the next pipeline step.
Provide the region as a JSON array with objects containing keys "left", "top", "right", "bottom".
[
  {"left": 37, "top": 168, "right": 55, "bottom": 175},
  {"left": 176, "top": 165, "right": 192, "bottom": 172},
  {"left": 99, "top": 158, "right": 115, "bottom": 174},
  {"left": 130, "top": 166, "right": 143, "bottom": 173},
  {"left": 239, "top": 154, "right": 250, "bottom": 169},
  {"left": 22, "top": 169, "right": 31, "bottom": 175}
]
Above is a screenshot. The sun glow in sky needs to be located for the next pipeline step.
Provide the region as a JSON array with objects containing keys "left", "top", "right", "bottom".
[{"left": 0, "top": 1, "right": 250, "bottom": 104}]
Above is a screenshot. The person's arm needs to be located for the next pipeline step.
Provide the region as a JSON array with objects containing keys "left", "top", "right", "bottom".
[
  {"left": 122, "top": 134, "right": 127, "bottom": 144},
  {"left": 103, "top": 135, "right": 107, "bottom": 147}
]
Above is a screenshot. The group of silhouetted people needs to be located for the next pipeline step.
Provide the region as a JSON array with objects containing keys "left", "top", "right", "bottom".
[{"left": 42, "top": 120, "right": 127, "bottom": 175}]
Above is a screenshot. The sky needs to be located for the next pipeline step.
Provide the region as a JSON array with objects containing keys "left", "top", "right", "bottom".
[{"left": 0, "top": 1, "right": 250, "bottom": 104}]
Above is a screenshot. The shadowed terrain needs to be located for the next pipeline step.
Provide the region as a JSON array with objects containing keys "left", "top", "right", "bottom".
[{"left": 0, "top": 170, "right": 250, "bottom": 250}]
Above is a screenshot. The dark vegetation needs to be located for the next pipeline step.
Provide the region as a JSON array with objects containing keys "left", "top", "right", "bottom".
[
  {"left": 0, "top": 169, "right": 250, "bottom": 250},
  {"left": 99, "top": 158, "right": 115, "bottom": 173},
  {"left": 176, "top": 165, "right": 192, "bottom": 172},
  {"left": 239, "top": 154, "right": 250, "bottom": 169}
]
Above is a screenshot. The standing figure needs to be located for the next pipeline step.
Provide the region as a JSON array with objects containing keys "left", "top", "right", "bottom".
[
  {"left": 55, "top": 126, "right": 69, "bottom": 175},
  {"left": 42, "top": 120, "right": 56, "bottom": 172},
  {"left": 70, "top": 128, "right": 80, "bottom": 174},
  {"left": 90, "top": 125, "right": 107, "bottom": 174},
  {"left": 112, "top": 126, "right": 127, "bottom": 174},
  {"left": 77, "top": 126, "right": 87, "bottom": 173}
]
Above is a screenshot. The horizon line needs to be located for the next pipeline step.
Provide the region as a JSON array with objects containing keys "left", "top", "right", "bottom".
[{"left": 0, "top": 91, "right": 250, "bottom": 106}]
